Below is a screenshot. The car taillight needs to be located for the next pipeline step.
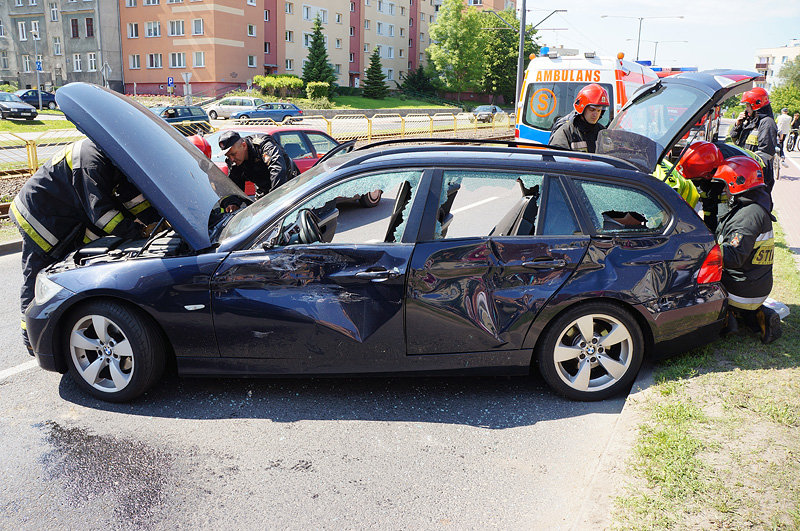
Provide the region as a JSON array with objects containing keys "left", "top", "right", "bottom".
[
  {"left": 697, "top": 244, "right": 723, "bottom": 284},
  {"left": 299, "top": 110, "right": 303, "bottom": 114}
]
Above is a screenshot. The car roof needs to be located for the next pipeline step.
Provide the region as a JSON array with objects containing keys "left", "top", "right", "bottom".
[{"left": 213, "top": 125, "right": 327, "bottom": 135}]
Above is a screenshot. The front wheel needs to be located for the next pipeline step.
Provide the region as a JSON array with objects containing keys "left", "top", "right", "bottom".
[
  {"left": 208, "top": 110, "right": 218, "bottom": 120},
  {"left": 65, "top": 301, "right": 165, "bottom": 402},
  {"left": 239, "top": 114, "right": 249, "bottom": 120},
  {"left": 774, "top": 153, "right": 781, "bottom": 181},
  {"left": 536, "top": 302, "right": 644, "bottom": 401},
  {"left": 47, "top": 101, "right": 57, "bottom": 110},
  {"left": 788, "top": 133, "right": 798, "bottom": 152}
]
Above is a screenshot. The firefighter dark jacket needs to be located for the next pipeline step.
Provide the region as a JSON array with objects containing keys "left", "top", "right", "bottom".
[
  {"left": 549, "top": 111, "right": 606, "bottom": 153},
  {"left": 729, "top": 103, "right": 778, "bottom": 162},
  {"left": 225, "top": 135, "right": 299, "bottom": 198},
  {"left": 11, "top": 139, "right": 158, "bottom": 259},
  {"left": 715, "top": 187, "right": 774, "bottom": 310}
]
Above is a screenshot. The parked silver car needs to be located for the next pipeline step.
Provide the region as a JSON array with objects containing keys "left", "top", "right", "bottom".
[{"left": 205, "top": 96, "right": 265, "bottom": 119}]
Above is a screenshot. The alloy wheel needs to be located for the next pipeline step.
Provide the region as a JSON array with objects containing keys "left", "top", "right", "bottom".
[{"left": 69, "top": 314, "right": 135, "bottom": 393}]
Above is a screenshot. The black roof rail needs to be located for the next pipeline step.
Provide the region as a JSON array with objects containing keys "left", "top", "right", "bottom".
[{"left": 351, "top": 137, "right": 639, "bottom": 171}]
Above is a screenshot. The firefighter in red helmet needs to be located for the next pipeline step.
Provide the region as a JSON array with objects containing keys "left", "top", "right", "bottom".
[
  {"left": 549, "top": 83, "right": 610, "bottom": 153},
  {"left": 187, "top": 134, "right": 212, "bottom": 158},
  {"left": 712, "top": 155, "right": 781, "bottom": 343},
  {"left": 729, "top": 87, "right": 778, "bottom": 192}
]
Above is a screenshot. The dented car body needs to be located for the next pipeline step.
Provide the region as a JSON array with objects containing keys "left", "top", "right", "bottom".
[{"left": 27, "top": 83, "right": 729, "bottom": 402}]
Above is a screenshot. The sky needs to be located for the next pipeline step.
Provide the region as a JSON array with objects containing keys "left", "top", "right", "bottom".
[{"left": 515, "top": 0, "right": 800, "bottom": 71}]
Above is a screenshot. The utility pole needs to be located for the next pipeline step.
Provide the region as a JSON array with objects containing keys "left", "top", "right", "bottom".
[
  {"left": 515, "top": 8, "right": 567, "bottom": 110},
  {"left": 31, "top": 30, "right": 42, "bottom": 110}
]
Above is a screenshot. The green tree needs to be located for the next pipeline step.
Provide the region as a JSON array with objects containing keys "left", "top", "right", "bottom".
[
  {"left": 777, "top": 58, "right": 800, "bottom": 87},
  {"left": 770, "top": 83, "right": 800, "bottom": 114},
  {"left": 427, "top": 0, "right": 484, "bottom": 99},
  {"left": 363, "top": 49, "right": 388, "bottom": 99},
  {"left": 399, "top": 64, "right": 436, "bottom": 94},
  {"left": 479, "top": 9, "right": 539, "bottom": 105},
  {"left": 302, "top": 15, "right": 336, "bottom": 87}
]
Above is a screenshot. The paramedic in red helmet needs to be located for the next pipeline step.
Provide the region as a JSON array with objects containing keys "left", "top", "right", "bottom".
[
  {"left": 712, "top": 156, "right": 781, "bottom": 344},
  {"left": 729, "top": 87, "right": 778, "bottom": 192},
  {"left": 549, "top": 83, "right": 610, "bottom": 153}
]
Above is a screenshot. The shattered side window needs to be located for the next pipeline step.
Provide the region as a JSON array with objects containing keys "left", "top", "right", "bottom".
[
  {"left": 573, "top": 179, "right": 668, "bottom": 234},
  {"left": 433, "top": 170, "right": 544, "bottom": 239},
  {"left": 283, "top": 170, "right": 423, "bottom": 244}
]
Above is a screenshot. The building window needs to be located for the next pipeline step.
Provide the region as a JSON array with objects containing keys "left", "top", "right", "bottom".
[
  {"left": 303, "top": 33, "right": 312, "bottom": 47},
  {"left": 129, "top": 54, "right": 140, "bottom": 69},
  {"left": 400, "top": 27, "right": 404, "bottom": 37},
  {"left": 53, "top": 37, "right": 61, "bottom": 55},
  {"left": 336, "top": 13, "right": 342, "bottom": 23},
  {"left": 146, "top": 21, "right": 161, "bottom": 37},
  {"left": 350, "top": 1, "right": 354, "bottom": 11},
  {"left": 0, "top": 52, "right": 8, "bottom": 70},
  {"left": 400, "top": 6, "right": 404, "bottom": 14},
  {"left": 31, "top": 21, "right": 40, "bottom": 39},
  {"left": 349, "top": 52, "right": 354, "bottom": 62},
  {"left": 419, "top": 32, "right": 424, "bottom": 42},
  {"left": 144, "top": 0, "right": 159, "bottom": 5},
  {"left": 147, "top": 53, "right": 162, "bottom": 68},
  {"left": 247, "top": 0, "right": 255, "bottom": 5},
  {"left": 285, "top": 58, "right": 293, "bottom": 70},
  {"left": 389, "top": 24, "right": 394, "bottom": 36},
  {"left": 387, "top": 69, "right": 393, "bottom": 80},
  {"left": 15, "top": 0, "right": 22, "bottom": 5},
  {"left": 409, "top": 17, "right": 413, "bottom": 26},
  {"left": 50, "top": 3, "right": 59, "bottom": 21},
  {"left": 334, "top": 64, "right": 340, "bottom": 74},
  {"left": 22, "top": 55, "right": 31, "bottom": 72},
  {"left": 264, "top": 42, "right": 270, "bottom": 53},
  {"left": 167, "top": 0, "right": 183, "bottom": 3},
  {"left": 87, "top": 52, "right": 97, "bottom": 71},
  {"left": 285, "top": 30, "right": 293, "bottom": 41},
  {"left": 264, "top": 9, "right": 270, "bottom": 21},
  {"left": 0, "top": 20, "right": 4, "bottom": 37},
  {"left": 18, "top": 21, "right": 27, "bottom": 41},
  {"left": 85, "top": 18, "right": 93, "bottom": 37},
  {"left": 192, "top": 18, "right": 203, "bottom": 35},
  {"left": 248, "top": 55, "right": 256, "bottom": 67},
  {"left": 302, "top": 5, "right": 310, "bottom": 19},
  {"left": 335, "top": 38, "right": 341, "bottom": 49},
  {"left": 29, "top": 0, "right": 37, "bottom": 5},
  {"left": 169, "top": 52, "right": 185, "bottom": 68},
  {"left": 399, "top": 48, "right": 403, "bottom": 57},
  {"left": 364, "top": 19, "right": 369, "bottom": 29},
  {"left": 247, "top": 24, "right": 256, "bottom": 37},
  {"left": 376, "top": 22, "right": 382, "bottom": 35},
  {"left": 193, "top": 51, "right": 204, "bottom": 67},
  {"left": 168, "top": 20, "right": 184, "bottom": 36},
  {"left": 72, "top": 53, "right": 81, "bottom": 72},
  {"left": 363, "top": 43, "right": 368, "bottom": 52},
  {"left": 349, "top": 26, "right": 354, "bottom": 36},
  {"left": 125, "top": 0, "right": 136, "bottom": 5},
  {"left": 127, "top": 23, "right": 139, "bottom": 38},
  {"left": 285, "top": 2, "right": 292, "bottom": 14},
  {"left": 69, "top": 19, "right": 78, "bottom": 38}
]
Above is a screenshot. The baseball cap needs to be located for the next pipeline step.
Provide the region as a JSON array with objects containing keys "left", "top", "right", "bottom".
[{"left": 218, "top": 131, "right": 242, "bottom": 151}]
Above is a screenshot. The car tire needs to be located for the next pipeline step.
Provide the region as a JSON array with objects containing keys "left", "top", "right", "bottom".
[
  {"left": 359, "top": 189, "right": 383, "bottom": 208},
  {"left": 208, "top": 110, "right": 218, "bottom": 120},
  {"left": 239, "top": 114, "right": 249, "bottom": 120},
  {"left": 47, "top": 101, "right": 57, "bottom": 110},
  {"left": 536, "top": 302, "right": 644, "bottom": 401},
  {"left": 64, "top": 301, "right": 166, "bottom": 402}
]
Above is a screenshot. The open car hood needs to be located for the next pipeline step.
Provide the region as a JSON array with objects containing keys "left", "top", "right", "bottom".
[
  {"left": 56, "top": 83, "right": 246, "bottom": 250},
  {"left": 596, "top": 70, "right": 760, "bottom": 173}
]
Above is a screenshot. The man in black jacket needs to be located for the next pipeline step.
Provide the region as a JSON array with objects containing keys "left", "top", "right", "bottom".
[
  {"left": 219, "top": 131, "right": 299, "bottom": 198},
  {"left": 11, "top": 138, "right": 159, "bottom": 352},
  {"left": 549, "top": 83, "right": 610, "bottom": 153},
  {"left": 729, "top": 87, "right": 778, "bottom": 192},
  {"left": 712, "top": 155, "right": 780, "bottom": 344}
]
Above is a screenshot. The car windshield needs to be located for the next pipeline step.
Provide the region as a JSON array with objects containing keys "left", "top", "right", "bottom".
[
  {"left": 597, "top": 82, "right": 709, "bottom": 172},
  {"left": 475, "top": 106, "right": 493, "bottom": 112},
  {"left": 0, "top": 93, "right": 24, "bottom": 102}
]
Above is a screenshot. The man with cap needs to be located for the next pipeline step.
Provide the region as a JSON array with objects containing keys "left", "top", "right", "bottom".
[{"left": 218, "top": 131, "right": 299, "bottom": 198}]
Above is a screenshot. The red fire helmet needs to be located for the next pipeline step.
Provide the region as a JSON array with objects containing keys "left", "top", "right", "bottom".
[
  {"left": 187, "top": 134, "right": 212, "bottom": 158},
  {"left": 574, "top": 83, "right": 610, "bottom": 114},
  {"left": 741, "top": 87, "right": 770, "bottom": 111},
  {"left": 675, "top": 141, "right": 724, "bottom": 180},
  {"left": 711, "top": 155, "right": 764, "bottom": 195}
]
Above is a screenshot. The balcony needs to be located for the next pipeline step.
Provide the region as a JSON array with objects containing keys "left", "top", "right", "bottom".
[{"left": 755, "top": 62, "right": 769, "bottom": 70}]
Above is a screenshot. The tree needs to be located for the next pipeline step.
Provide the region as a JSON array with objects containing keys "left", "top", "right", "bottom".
[
  {"left": 399, "top": 65, "right": 436, "bottom": 95},
  {"left": 770, "top": 83, "right": 800, "bottom": 114},
  {"left": 479, "top": 9, "right": 539, "bottom": 105},
  {"left": 777, "top": 58, "right": 800, "bottom": 87},
  {"left": 427, "top": 0, "right": 484, "bottom": 99},
  {"left": 302, "top": 15, "right": 336, "bottom": 87},
  {"left": 363, "top": 49, "right": 388, "bottom": 99}
]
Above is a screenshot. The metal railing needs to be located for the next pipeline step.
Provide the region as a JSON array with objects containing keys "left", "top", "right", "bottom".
[{"left": 0, "top": 112, "right": 514, "bottom": 180}]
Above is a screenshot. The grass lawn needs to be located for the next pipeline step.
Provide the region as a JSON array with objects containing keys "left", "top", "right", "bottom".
[
  {"left": 613, "top": 222, "right": 800, "bottom": 529},
  {"left": 0, "top": 119, "right": 76, "bottom": 133},
  {"left": 329, "top": 95, "right": 458, "bottom": 110},
  {"left": 0, "top": 218, "right": 20, "bottom": 243}
]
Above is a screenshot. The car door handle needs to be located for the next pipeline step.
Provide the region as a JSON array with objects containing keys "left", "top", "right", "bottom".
[
  {"left": 522, "top": 259, "right": 567, "bottom": 270},
  {"left": 353, "top": 268, "right": 401, "bottom": 281}
]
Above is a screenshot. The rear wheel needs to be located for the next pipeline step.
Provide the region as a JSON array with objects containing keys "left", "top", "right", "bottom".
[
  {"left": 239, "top": 114, "right": 249, "bottom": 120},
  {"left": 788, "top": 132, "right": 798, "bottom": 152},
  {"left": 536, "top": 302, "right": 644, "bottom": 401},
  {"left": 47, "top": 101, "right": 57, "bottom": 110},
  {"left": 65, "top": 301, "right": 165, "bottom": 402},
  {"left": 774, "top": 152, "right": 781, "bottom": 181},
  {"left": 208, "top": 110, "right": 218, "bottom": 120},
  {"left": 359, "top": 189, "right": 383, "bottom": 208}
]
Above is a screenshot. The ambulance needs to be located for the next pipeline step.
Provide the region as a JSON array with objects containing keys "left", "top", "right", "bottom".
[{"left": 515, "top": 49, "right": 658, "bottom": 144}]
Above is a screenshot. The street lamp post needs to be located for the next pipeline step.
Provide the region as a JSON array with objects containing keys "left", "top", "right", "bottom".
[
  {"left": 627, "top": 39, "right": 688, "bottom": 65},
  {"left": 601, "top": 15, "right": 684, "bottom": 61},
  {"left": 30, "top": 30, "right": 42, "bottom": 110},
  {"left": 515, "top": 6, "right": 567, "bottom": 110}
]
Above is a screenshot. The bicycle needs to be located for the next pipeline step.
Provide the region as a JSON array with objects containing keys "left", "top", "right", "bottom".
[{"left": 787, "top": 128, "right": 799, "bottom": 152}]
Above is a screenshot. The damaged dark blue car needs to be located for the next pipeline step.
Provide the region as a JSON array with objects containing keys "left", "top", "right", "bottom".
[{"left": 27, "top": 77, "right": 755, "bottom": 402}]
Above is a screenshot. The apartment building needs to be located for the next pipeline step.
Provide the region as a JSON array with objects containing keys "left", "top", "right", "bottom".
[
  {"left": 0, "top": 0, "right": 124, "bottom": 91},
  {"left": 754, "top": 39, "right": 800, "bottom": 91}
]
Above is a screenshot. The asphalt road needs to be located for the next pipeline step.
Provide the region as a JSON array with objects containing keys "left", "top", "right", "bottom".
[{"left": 0, "top": 182, "right": 630, "bottom": 529}]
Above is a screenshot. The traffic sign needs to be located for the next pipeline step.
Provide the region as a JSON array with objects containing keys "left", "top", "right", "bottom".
[
  {"left": 36, "top": 61, "right": 42, "bottom": 71},
  {"left": 167, "top": 76, "right": 174, "bottom": 87},
  {"left": 181, "top": 72, "right": 192, "bottom": 83}
]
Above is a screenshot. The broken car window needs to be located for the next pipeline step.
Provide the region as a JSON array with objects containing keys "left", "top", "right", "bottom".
[{"left": 573, "top": 179, "right": 668, "bottom": 234}]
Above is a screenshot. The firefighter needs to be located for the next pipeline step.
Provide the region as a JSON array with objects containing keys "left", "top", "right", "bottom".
[
  {"left": 187, "top": 134, "right": 212, "bottom": 158},
  {"left": 729, "top": 87, "right": 778, "bottom": 192},
  {"left": 549, "top": 83, "right": 610, "bottom": 153},
  {"left": 11, "top": 138, "right": 159, "bottom": 353},
  {"left": 712, "top": 155, "right": 781, "bottom": 344},
  {"left": 218, "top": 131, "right": 299, "bottom": 199},
  {"left": 674, "top": 140, "right": 725, "bottom": 230}
]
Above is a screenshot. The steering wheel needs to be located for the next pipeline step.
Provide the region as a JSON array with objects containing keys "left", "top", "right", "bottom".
[{"left": 297, "top": 209, "right": 322, "bottom": 244}]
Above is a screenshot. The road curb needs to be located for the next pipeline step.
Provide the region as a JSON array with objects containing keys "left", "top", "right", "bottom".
[
  {"left": 570, "top": 361, "right": 655, "bottom": 530},
  {"left": 0, "top": 238, "right": 22, "bottom": 255}
]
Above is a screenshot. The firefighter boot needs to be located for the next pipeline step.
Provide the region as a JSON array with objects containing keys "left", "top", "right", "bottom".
[
  {"left": 757, "top": 306, "right": 782, "bottom": 345},
  {"left": 720, "top": 308, "right": 739, "bottom": 337}
]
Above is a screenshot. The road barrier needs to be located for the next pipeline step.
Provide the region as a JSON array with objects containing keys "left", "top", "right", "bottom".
[{"left": 0, "top": 111, "right": 514, "bottom": 180}]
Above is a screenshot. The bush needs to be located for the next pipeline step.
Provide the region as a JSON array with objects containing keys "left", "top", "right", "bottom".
[
  {"left": 295, "top": 97, "right": 334, "bottom": 110},
  {"left": 254, "top": 74, "right": 304, "bottom": 98},
  {"left": 334, "top": 86, "right": 363, "bottom": 97},
  {"left": 306, "top": 82, "right": 330, "bottom": 100},
  {"left": 0, "top": 83, "right": 18, "bottom": 93}
]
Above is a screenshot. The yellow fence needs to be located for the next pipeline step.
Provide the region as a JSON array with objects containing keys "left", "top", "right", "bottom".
[{"left": 0, "top": 112, "right": 514, "bottom": 180}]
